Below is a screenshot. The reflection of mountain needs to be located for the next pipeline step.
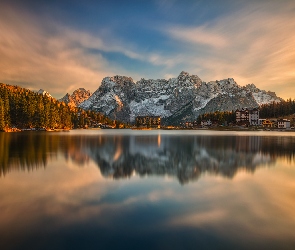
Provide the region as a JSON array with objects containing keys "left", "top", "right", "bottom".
[
  {"left": 1, "top": 132, "right": 295, "bottom": 183},
  {"left": 85, "top": 135, "right": 277, "bottom": 184}
]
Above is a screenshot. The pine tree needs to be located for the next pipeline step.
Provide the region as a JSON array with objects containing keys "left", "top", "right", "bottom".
[{"left": 0, "top": 99, "right": 5, "bottom": 131}]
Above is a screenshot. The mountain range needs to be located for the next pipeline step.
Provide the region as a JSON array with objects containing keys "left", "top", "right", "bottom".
[{"left": 58, "top": 71, "right": 283, "bottom": 124}]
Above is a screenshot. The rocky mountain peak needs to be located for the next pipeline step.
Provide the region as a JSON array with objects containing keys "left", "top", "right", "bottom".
[
  {"left": 245, "top": 83, "right": 258, "bottom": 91},
  {"left": 178, "top": 71, "right": 190, "bottom": 77},
  {"left": 59, "top": 88, "right": 91, "bottom": 107},
  {"left": 101, "top": 75, "right": 135, "bottom": 88},
  {"left": 175, "top": 71, "right": 202, "bottom": 87},
  {"left": 37, "top": 89, "right": 52, "bottom": 98}
]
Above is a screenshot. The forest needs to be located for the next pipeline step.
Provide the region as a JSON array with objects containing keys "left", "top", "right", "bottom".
[
  {"left": 259, "top": 99, "right": 295, "bottom": 118},
  {"left": 196, "top": 110, "right": 236, "bottom": 125},
  {"left": 196, "top": 99, "right": 295, "bottom": 125},
  {"left": 0, "top": 83, "right": 122, "bottom": 131}
]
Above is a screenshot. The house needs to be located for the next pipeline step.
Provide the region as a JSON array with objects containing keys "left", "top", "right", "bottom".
[
  {"left": 262, "top": 119, "right": 274, "bottom": 128},
  {"left": 136, "top": 116, "right": 161, "bottom": 128},
  {"left": 235, "top": 108, "right": 249, "bottom": 125},
  {"left": 201, "top": 119, "right": 212, "bottom": 127},
  {"left": 277, "top": 119, "right": 290, "bottom": 129},
  {"left": 236, "top": 108, "right": 259, "bottom": 126},
  {"left": 259, "top": 119, "right": 266, "bottom": 126},
  {"left": 184, "top": 121, "right": 198, "bottom": 128},
  {"left": 249, "top": 108, "right": 259, "bottom": 125}
]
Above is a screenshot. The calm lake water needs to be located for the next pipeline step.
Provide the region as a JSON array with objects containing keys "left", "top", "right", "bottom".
[{"left": 1, "top": 129, "right": 295, "bottom": 250}]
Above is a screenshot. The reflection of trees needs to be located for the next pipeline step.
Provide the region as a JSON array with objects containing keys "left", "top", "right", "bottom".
[
  {"left": 1, "top": 132, "right": 295, "bottom": 183},
  {"left": 0, "top": 132, "right": 59, "bottom": 176},
  {"left": 0, "top": 133, "right": 92, "bottom": 176}
]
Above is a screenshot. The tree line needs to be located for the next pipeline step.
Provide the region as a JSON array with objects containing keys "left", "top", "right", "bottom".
[
  {"left": 0, "top": 83, "right": 122, "bottom": 131},
  {"left": 259, "top": 99, "right": 295, "bottom": 118},
  {"left": 196, "top": 110, "right": 236, "bottom": 125},
  {"left": 195, "top": 99, "right": 295, "bottom": 125}
]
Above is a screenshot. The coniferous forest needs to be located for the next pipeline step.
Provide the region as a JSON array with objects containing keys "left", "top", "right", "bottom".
[
  {"left": 196, "top": 99, "right": 295, "bottom": 124},
  {"left": 259, "top": 99, "right": 295, "bottom": 118},
  {"left": 196, "top": 111, "right": 236, "bottom": 124},
  {"left": 0, "top": 83, "right": 121, "bottom": 131}
]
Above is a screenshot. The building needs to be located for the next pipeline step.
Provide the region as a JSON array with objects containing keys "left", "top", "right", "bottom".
[
  {"left": 235, "top": 108, "right": 259, "bottom": 126},
  {"left": 262, "top": 119, "right": 274, "bottom": 128},
  {"left": 277, "top": 119, "right": 290, "bottom": 129},
  {"left": 201, "top": 119, "right": 212, "bottom": 127},
  {"left": 249, "top": 108, "right": 259, "bottom": 125},
  {"left": 184, "top": 121, "right": 198, "bottom": 128},
  {"left": 259, "top": 119, "right": 266, "bottom": 126},
  {"left": 136, "top": 116, "right": 161, "bottom": 128}
]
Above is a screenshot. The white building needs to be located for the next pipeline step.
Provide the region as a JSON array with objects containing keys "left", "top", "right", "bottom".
[
  {"left": 236, "top": 108, "right": 259, "bottom": 126},
  {"left": 277, "top": 119, "right": 290, "bottom": 129},
  {"left": 249, "top": 108, "right": 259, "bottom": 125},
  {"left": 201, "top": 119, "right": 212, "bottom": 127}
]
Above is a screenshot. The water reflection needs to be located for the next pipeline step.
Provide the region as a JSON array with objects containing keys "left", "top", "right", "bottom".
[
  {"left": 1, "top": 131, "right": 295, "bottom": 183},
  {"left": 1, "top": 131, "right": 295, "bottom": 250}
]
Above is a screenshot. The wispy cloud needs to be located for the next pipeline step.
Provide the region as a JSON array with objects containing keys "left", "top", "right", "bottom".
[
  {"left": 0, "top": 7, "right": 111, "bottom": 97},
  {"left": 163, "top": 2, "right": 295, "bottom": 99},
  {"left": 1, "top": 1, "right": 295, "bottom": 99},
  {"left": 0, "top": 4, "right": 175, "bottom": 97},
  {"left": 167, "top": 25, "right": 228, "bottom": 48}
]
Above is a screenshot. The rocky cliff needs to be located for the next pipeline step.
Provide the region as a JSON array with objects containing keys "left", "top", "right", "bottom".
[
  {"left": 77, "top": 72, "right": 283, "bottom": 124},
  {"left": 59, "top": 88, "right": 91, "bottom": 107}
]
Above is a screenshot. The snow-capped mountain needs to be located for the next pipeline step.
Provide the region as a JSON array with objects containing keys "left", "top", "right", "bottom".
[
  {"left": 78, "top": 71, "right": 283, "bottom": 123},
  {"left": 37, "top": 89, "right": 52, "bottom": 98},
  {"left": 59, "top": 88, "right": 91, "bottom": 107}
]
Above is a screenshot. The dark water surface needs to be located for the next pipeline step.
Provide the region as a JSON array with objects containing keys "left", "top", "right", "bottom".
[{"left": 1, "top": 129, "right": 295, "bottom": 250}]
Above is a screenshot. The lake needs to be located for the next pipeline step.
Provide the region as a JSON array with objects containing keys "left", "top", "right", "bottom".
[{"left": 1, "top": 129, "right": 295, "bottom": 250}]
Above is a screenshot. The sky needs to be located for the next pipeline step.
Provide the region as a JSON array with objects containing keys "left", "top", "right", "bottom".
[{"left": 0, "top": 0, "right": 295, "bottom": 99}]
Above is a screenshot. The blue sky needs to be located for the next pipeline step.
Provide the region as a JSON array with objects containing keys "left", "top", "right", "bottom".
[{"left": 1, "top": 0, "right": 295, "bottom": 99}]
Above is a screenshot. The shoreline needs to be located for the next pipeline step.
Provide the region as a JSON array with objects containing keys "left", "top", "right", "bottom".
[{"left": 1, "top": 127, "right": 295, "bottom": 133}]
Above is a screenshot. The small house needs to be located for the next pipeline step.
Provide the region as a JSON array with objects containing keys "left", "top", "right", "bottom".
[
  {"left": 262, "top": 119, "right": 274, "bottom": 128},
  {"left": 201, "top": 119, "right": 212, "bottom": 127},
  {"left": 277, "top": 119, "right": 290, "bottom": 129}
]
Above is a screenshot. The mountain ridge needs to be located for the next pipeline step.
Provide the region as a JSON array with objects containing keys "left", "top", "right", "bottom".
[{"left": 60, "top": 72, "right": 283, "bottom": 124}]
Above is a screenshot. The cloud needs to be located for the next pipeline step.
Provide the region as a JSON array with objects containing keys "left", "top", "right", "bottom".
[
  {"left": 167, "top": 25, "right": 228, "bottom": 48},
  {"left": 163, "top": 2, "right": 295, "bottom": 99},
  {"left": 0, "top": 4, "right": 174, "bottom": 98},
  {"left": 1, "top": 1, "right": 295, "bottom": 100},
  {"left": 0, "top": 7, "right": 112, "bottom": 97}
]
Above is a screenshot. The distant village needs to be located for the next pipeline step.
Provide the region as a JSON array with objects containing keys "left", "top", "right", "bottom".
[{"left": 135, "top": 108, "right": 294, "bottom": 130}]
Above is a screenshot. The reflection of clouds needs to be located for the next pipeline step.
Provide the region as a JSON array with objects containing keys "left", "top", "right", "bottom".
[
  {"left": 0, "top": 160, "right": 112, "bottom": 229},
  {"left": 169, "top": 210, "right": 226, "bottom": 227},
  {"left": 1, "top": 149, "right": 295, "bottom": 248},
  {"left": 160, "top": 166, "right": 295, "bottom": 241}
]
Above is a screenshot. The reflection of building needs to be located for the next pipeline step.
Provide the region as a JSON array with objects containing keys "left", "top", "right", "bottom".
[
  {"left": 235, "top": 136, "right": 261, "bottom": 152},
  {"left": 236, "top": 108, "right": 259, "bottom": 126},
  {"left": 277, "top": 119, "right": 290, "bottom": 129},
  {"left": 136, "top": 116, "right": 161, "bottom": 128}
]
